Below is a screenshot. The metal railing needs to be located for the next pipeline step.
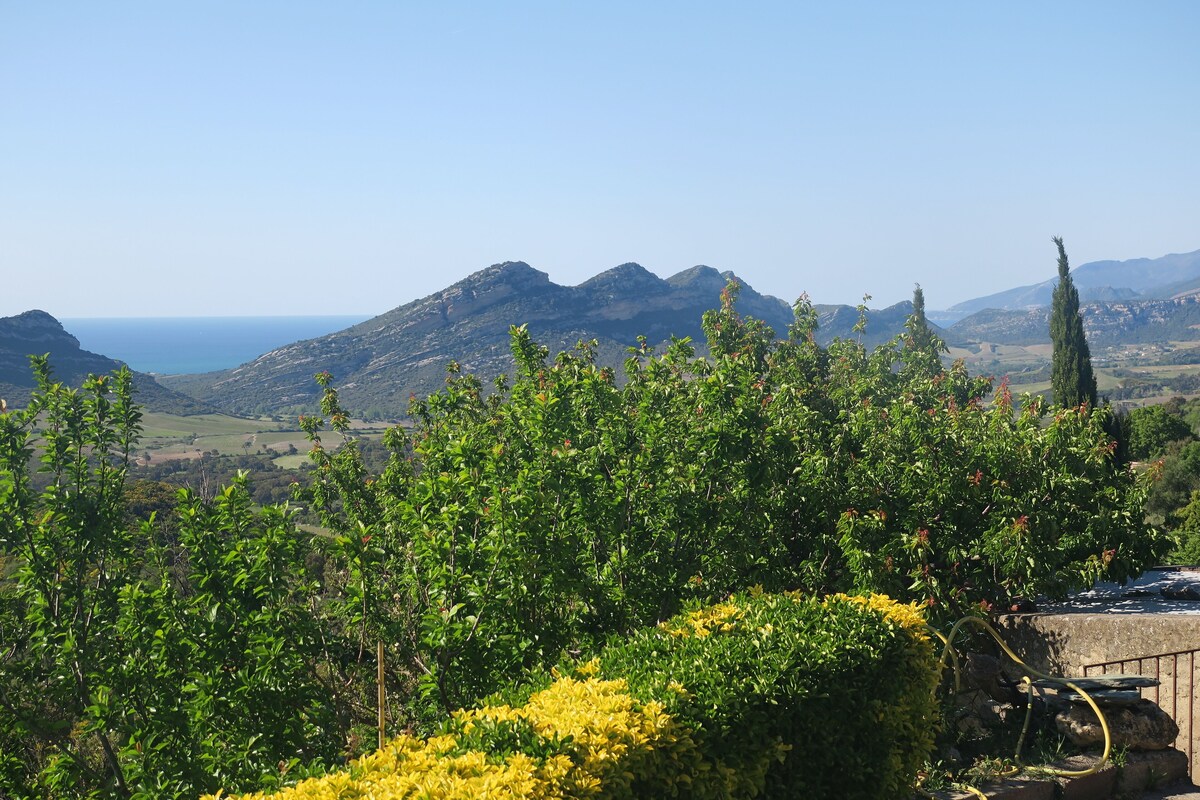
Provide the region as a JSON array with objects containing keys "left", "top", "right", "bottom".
[{"left": 1084, "top": 648, "right": 1199, "bottom": 777}]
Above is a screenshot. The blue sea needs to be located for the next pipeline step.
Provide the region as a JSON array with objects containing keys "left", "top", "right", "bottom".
[{"left": 62, "top": 316, "right": 373, "bottom": 375}]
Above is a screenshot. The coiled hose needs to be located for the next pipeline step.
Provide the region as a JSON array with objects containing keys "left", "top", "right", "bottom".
[{"left": 919, "top": 615, "right": 1113, "bottom": 798}]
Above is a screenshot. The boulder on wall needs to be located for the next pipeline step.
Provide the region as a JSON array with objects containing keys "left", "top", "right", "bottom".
[{"left": 1055, "top": 699, "right": 1179, "bottom": 750}]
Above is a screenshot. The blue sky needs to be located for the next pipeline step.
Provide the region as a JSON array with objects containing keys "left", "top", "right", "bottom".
[{"left": 3, "top": 2, "right": 1198, "bottom": 318}]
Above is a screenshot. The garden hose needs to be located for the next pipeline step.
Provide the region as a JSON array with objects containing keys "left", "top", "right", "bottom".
[
  {"left": 929, "top": 615, "right": 1113, "bottom": 784},
  {"left": 1013, "top": 678, "right": 1035, "bottom": 766},
  {"left": 916, "top": 783, "right": 988, "bottom": 800}
]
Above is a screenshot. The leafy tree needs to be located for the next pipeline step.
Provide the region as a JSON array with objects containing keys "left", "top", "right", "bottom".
[
  {"left": 123, "top": 478, "right": 178, "bottom": 526},
  {"left": 0, "top": 359, "right": 341, "bottom": 797},
  {"left": 1170, "top": 490, "right": 1200, "bottom": 565},
  {"left": 110, "top": 480, "right": 340, "bottom": 794},
  {"left": 1127, "top": 403, "right": 1195, "bottom": 460},
  {"left": 1145, "top": 439, "right": 1200, "bottom": 525},
  {"left": 1049, "top": 236, "right": 1099, "bottom": 409},
  {"left": 300, "top": 281, "right": 1165, "bottom": 728},
  {"left": 0, "top": 357, "right": 142, "bottom": 796}
]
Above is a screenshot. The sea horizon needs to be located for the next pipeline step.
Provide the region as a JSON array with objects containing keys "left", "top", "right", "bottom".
[{"left": 63, "top": 315, "right": 374, "bottom": 376}]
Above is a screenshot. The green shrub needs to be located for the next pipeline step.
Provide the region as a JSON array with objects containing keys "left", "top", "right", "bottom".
[
  {"left": 1127, "top": 402, "right": 1194, "bottom": 460},
  {"left": 209, "top": 592, "right": 939, "bottom": 800},
  {"left": 0, "top": 359, "right": 341, "bottom": 797},
  {"left": 596, "top": 590, "right": 941, "bottom": 800},
  {"left": 299, "top": 286, "right": 1162, "bottom": 731},
  {"left": 1169, "top": 490, "right": 1200, "bottom": 565}
]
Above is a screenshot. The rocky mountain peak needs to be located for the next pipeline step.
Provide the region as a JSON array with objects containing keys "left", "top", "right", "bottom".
[
  {"left": 0, "top": 309, "right": 80, "bottom": 348},
  {"left": 161, "top": 260, "right": 798, "bottom": 414},
  {"left": 0, "top": 310, "right": 210, "bottom": 413},
  {"left": 474, "top": 261, "right": 550, "bottom": 288},
  {"left": 579, "top": 263, "right": 667, "bottom": 298},
  {"left": 667, "top": 265, "right": 725, "bottom": 289}
]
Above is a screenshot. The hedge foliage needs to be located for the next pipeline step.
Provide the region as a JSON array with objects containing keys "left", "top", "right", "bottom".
[
  {"left": 0, "top": 362, "right": 341, "bottom": 798},
  {"left": 208, "top": 591, "right": 939, "bottom": 800},
  {"left": 600, "top": 590, "right": 940, "bottom": 800},
  {"left": 299, "top": 281, "right": 1163, "bottom": 728},
  {"left": 1, "top": 282, "right": 1161, "bottom": 794}
]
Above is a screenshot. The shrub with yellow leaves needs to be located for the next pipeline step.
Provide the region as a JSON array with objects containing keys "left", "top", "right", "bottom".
[
  {"left": 209, "top": 592, "right": 938, "bottom": 800},
  {"left": 206, "top": 676, "right": 703, "bottom": 800}
]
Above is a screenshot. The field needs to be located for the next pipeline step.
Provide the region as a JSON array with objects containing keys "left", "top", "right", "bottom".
[
  {"left": 947, "top": 338, "right": 1200, "bottom": 407},
  {"left": 137, "top": 410, "right": 392, "bottom": 467}
]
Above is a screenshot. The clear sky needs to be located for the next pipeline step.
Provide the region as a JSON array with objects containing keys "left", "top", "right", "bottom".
[{"left": 3, "top": 2, "right": 1198, "bottom": 318}]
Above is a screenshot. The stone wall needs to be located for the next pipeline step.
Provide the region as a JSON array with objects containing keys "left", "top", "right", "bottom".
[{"left": 998, "top": 594, "right": 1200, "bottom": 780}]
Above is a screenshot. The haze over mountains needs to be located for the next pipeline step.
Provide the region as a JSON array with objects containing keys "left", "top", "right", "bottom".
[
  {"left": 4, "top": 247, "right": 1200, "bottom": 417},
  {"left": 944, "top": 248, "right": 1200, "bottom": 347}
]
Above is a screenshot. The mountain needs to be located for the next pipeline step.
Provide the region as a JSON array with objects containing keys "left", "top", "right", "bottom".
[
  {"left": 160, "top": 262, "right": 933, "bottom": 417},
  {"left": 0, "top": 310, "right": 212, "bottom": 414},
  {"left": 160, "top": 263, "right": 790, "bottom": 415},
  {"left": 815, "top": 300, "right": 958, "bottom": 348},
  {"left": 946, "top": 307, "right": 1051, "bottom": 346},
  {"left": 944, "top": 249, "right": 1200, "bottom": 317},
  {"left": 948, "top": 294, "right": 1200, "bottom": 348}
]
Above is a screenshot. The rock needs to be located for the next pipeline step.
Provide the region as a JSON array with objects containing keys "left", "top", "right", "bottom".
[
  {"left": 1161, "top": 584, "right": 1200, "bottom": 601},
  {"left": 1058, "top": 689, "right": 1144, "bottom": 706},
  {"left": 1033, "top": 674, "right": 1159, "bottom": 691},
  {"left": 964, "top": 652, "right": 1025, "bottom": 705},
  {"left": 956, "top": 712, "right": 989, "bottom": 741},
  {"left": 1055, "top": 699, "right": 1179, "bottom": 750}
]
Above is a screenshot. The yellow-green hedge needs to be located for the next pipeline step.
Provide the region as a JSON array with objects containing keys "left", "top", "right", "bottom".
[
  {"left": 208, "top": 591, "right": 939, "bottom": 800},
  {"left": 209, "top": 674, "right": 697, "bottom": 799}
]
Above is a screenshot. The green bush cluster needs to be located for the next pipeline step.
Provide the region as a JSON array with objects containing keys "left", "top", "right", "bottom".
[
  {"left": 300, "top": 282, "right": 1162, "bottom": 727},
  {"left": 211, "top": 591, "right": 940, "bottom": 800},
  {"left": 597, "top": 590, "right": 940, "bottom": 800},
  {"left": 0, "top": 281, "right": 1164, "bottom": 795},
  {"left": 1127, "top": 402, "right": 1194, "bottom": 460},
  {"left": 0, "top": 360, "right": 339, "bottom": 798}
]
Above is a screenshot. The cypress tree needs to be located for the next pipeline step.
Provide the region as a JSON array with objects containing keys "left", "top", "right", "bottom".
[
  {"left": 907, "top": 284, "right": 937, "bottom": 352},
  {"left": 903, "top": 283, "right": 944, "bottom": 377},
  {"left": 1049, "top": 237, "right": 1098, "bottom": 409}
]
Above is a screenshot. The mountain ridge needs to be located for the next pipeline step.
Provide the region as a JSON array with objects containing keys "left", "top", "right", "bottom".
[
  {"left": 945, "top": 248, "right": 1200, "bottom": 317},
  {"left": 0, "top": 310, "right": 213, "bottom": 413},
  {"left": 948, "top": 294, "right": 1200, "bottom": 348},
  {"left": 26, "top": 246, "right": 1200, "bottom": 417},
  {"left": 159, "top": 261, "right": 810, "bottom": 415}
]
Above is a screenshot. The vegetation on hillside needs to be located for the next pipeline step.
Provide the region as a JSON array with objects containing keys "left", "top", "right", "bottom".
[
  {"left": 0, "top": 286, "right": 1168, "bottom": 797},
  {"left": 300, "top": 283, "right": 1161, "bottom": 725}
]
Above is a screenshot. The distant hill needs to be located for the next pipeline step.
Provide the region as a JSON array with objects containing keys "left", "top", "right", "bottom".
[
  {"left": 948, "top": 294, "right": 1200, "bottom": 347},
  {"left": 0, "top": 310, "right": 212, "bottom": 414},
  {"left": 944, "top": 248, "right": 1200, "bottom": 317},
  {"left": 946, "top": 307, "right": 1051, "bottom": 346},
  {"left": 161, "top": 261, "right": 929, "bottom": 417},
  {"left": 815, "top": 300, "right": 958, "bottom": 348}
]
